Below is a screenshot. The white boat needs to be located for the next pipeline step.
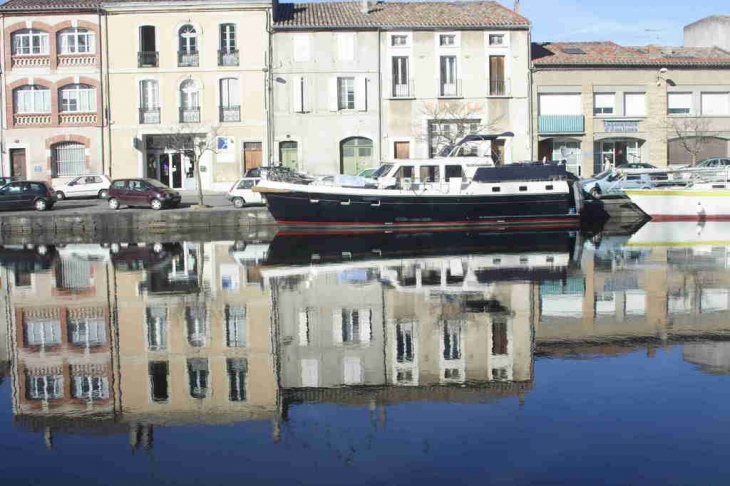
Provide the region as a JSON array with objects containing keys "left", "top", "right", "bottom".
[
  {"left": 625, "top": 182, "right": 730, "bottom": 221},
  {"left": 626, "top": 221, "right": 730, "bottom": 248}
]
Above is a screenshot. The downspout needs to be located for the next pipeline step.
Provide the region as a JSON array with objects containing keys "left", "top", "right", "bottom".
[
  {"left": 1, "top": 15, "right": 6, "bottom": 177},
  {"left": 104, "top": 11, "right": 113, "bottom": 178},
  {"left": 377, "top": 28, "right": 382, "bottom": 163},
  {"left": 97, "top": 7, "right": 106, "bottom": 175},
  {"left": 527, "top": 26, "right": 534, "bottom": 161},
  {"left": 266, "top": 7, "right": 274, "bottom": 167}
]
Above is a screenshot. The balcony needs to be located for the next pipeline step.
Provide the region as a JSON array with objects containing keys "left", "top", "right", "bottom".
[
  {"left": 489, "top": 78, "right": 509, "bottom": 96},
  {"left": 538, "top": 115, "right": 585, "bottom": 134},
  {"left": 439, "top": 79, "right": 461, "bottom": 98},
  {"left": 392, "top": 81, "right": 414, "bottom": 99},
  {"left": 180, "top": 107, "right": 200, "bottom": 123},
  {"left": 58, "top": 54, "right": 96, "bottom": 68},
  {"left": 219, "top": 105, "right": 241, "bottom": 122},
  {"left": 59, "top": 112, "right": 97, "bottom": 125},
  {"left": 139, "top": 107, "right": 160, "bottom": 124},
  {"left": 218, "top": 50, "right": 239, "bottom": 67},
  {"left": 13, "top": 113, "right": 52, "bottom": 126},
  {"left": 138, "top": 51, "right": 159, "bottom": 68},
  {"left": 11, "top": 54, "right": 50, "bottom": 68},
  {"left": 178, "top": 51, "right": 199, "bottom": 67}
]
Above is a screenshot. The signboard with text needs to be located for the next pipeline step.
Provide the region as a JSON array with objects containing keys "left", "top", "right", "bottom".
[{"left": 603, "top": 120, "right": 640, "bottom": 133}]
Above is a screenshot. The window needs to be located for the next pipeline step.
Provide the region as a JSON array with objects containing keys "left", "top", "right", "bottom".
[
  {"left": 489, "top": 55, "right": 505, "bottom": 96},
  {"left": 138, "top": 26, "right": 157, "bottom": 67},
  {"left": 148, "top": 361, "right": 169, "bottom": 402},
  {"left": 491, "top": 316, "right": 508, "bottom": 355},
  {"left": 227, "top": 358, "right": 247, "bottom": 402},
  {"left": 439, "top": 56, "right": 458, "bottom": 97},
  {"left": 701, "top": 92, "right": 730, "bottom": 116},
  {"left": 220, "top": 23, "right": 236, "bottom": 53},
  {"left": 335, "top": 308, "right": 372, "bottom": 344},
  {"left": 442, "top": 322, "right": 462, "bottom": 360},
  {"left": 140, "top": 80, "right": 159, "bottom": 109},
  {"left": 392, "top": 56, "right": 410, "bottom": 97},
  {"left": 72, "top": 376, "right": 109, "bottom": 400},
  {"left": 539, "top": 93, "right": 582, "bottom": 115},
  {"left": 624, "top": 92, "right": 646, "bottom": 117},
  {"left": 225, "top": 305, "right": 246, "bottom": 347},
  {"left": 11, "top": 29, "right": 49, "bottom": 55},
  {"left": 299, "top": 308, "right": 310, "bottom": 346},
  {"left": 489, "top": 34, "right": 504, "bottom": 46},
  {"left": 439, "top": 34, "right": 456, "bottom": 46},
  {"left": 25, "top": 320, "right": 61, "bottom": 346},
  {"left": 445, "top": 165, "right": 463, "bottom": 180},
  {"left": 178, "top": 24, "right": 197, "bottom": 54},
  {"left": 187, "top": 358, "right": 209, "bottom": 399},
  {"left": 419, "top": 165, "right": 439, "bottom": 182},
  {"left": 186, "top": 305, "right": 207, "bottom": 347},
  {"left": 344, "top": 356, "right": 362, "bottom": 385},
  {"left": 180, "top": 80, "right": 199, "bottom": 109},
  {"left": 27, "top": 375, "right": 63, "bottom": 400},
  {"left": 220, "top": 78, "right": 240, "bottom": 121},
  {"left": 52, "top": 142, "right": 86, "bottom": 178},
  {"left": 668, "top": 92, "right": 692, "bottom": 115},
  {"left": 69, "top": 317, "right": 106, "bottom": 347},
  {"left": 14, "top": 86, "right": 50, "bottom": 114},
  {"left": 293, "top": 34, "right": 311, "bottom": 62},
  {"left": 58, "top": 28, "right": 95, "bottom": 54},
  {"left": 391, "top": 35, "right": 408, "bottom": 46},
  {"left": 146, "top": 306, "right": 167, "bottom": 350},
  {"left": 338, "top": 77, "right": 355, "bottom": 110},
  {"left": 396, "top": 320, "right": 414, "bottom": 363},
  {"left": 60, "top": 84, "right": 96, "bottom": 112},
  {"left": 594, "top": 93, "right": 615, "bottom": 115},
  {"left": 395, "top": 165, "right": 414, "bottom": 179}
]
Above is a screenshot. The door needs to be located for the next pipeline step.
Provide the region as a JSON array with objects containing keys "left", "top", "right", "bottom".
[
  {"left": 0, "top": 182, "right": 22, "bottom": 209},
  {"left": 394, "top": 141, "right": 410, "bottom": 159},
  {"left": 170, "top": 153, "right": 183, "bottom": 189},
  {"left": 10, "top": 149, "right": 26, "bottom": 179},
  {"left": 126, "top": 180, "right": 149, "bottom": 206},
  {"left": 243, "top": 142, "right": 262, "bottom": 172},
  {"left": 279, "top": 141, "right": 298, "bottom": 169},
  {"left": 146, "top": 154, "right": 160, "bottom": 182},
  {"left": 9, "top": 182, "right": 30, "bottom": 208},
  {"left": 341, "top": 137, "right": 373, "bottom": 175}
]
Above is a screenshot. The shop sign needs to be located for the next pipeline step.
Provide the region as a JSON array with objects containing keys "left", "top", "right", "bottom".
[{"left": 603, "top": 120, "right": 639, "bottom": 133}]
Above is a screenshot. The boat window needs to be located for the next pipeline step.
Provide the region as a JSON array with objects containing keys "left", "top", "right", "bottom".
[
  {"left": 395, "top": 166, "right": 414, "bottom": 179},
  {"left": 371, "top": 164, "right": 393, "bottom": 178},
  {"left": 491, "top": 187, "right": 501, "bottom": 192},
  {"left": 519, "top": 186, "right": 527, "bottom": 191},
  {"left": 419, "top": 166, "right": 440, "bottom": 182},
  {"left": 546, "top": 185, "right": 554, "bottom": 190},
  {"left": 445, "top": 165, "right": 463, "bottom": 180}
]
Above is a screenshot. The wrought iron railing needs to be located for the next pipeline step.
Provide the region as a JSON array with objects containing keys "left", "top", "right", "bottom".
[
  {"left": 218, "top": 50, "right": 239, "bottom": 66},
  {"left": 179, "top": 107, "right": 200, "bottom": 123},
  {"left": 219, "top": 105, "right": 241, "bottom": 122},
  {"left": 138, "top": 51, "right": 158, "bottom": 68},
  {"left": 178, "top": 50, "right": 199, "bottom": 67}
]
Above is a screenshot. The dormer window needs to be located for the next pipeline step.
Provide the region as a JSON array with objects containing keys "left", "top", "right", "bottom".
[{"left": 489, "top": 34, "right": 504, "bottom": 46}]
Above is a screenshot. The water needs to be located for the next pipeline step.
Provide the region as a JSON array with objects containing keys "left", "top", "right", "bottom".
[{"left": 2, "top": 222, "right": 730, "bottom": 485}]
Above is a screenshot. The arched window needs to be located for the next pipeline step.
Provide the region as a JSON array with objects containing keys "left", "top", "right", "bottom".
[
  {"left": 279, "top": 141, "right": 298, "bottom": 169},
  {"left": 179, "top": 79, "right": 200, "bottom": 122},
  {"left": 178, "top": 25, "right": 198, "bottom": 67},
  {"left": 340, "top": 137, "right": 373, "bottom": 175},
  {"left": 11, "top": 29, "right": 49, "bottom": 55},
  {"left": 14, "top": 85, "right": 51, "bottom": 113},
  {"left": 59, "top": 84, "right": 96, "bottom": 112},
  {"left": 52, "top": 142, "right": 86, "bottom": 178},
  {"left": 57, "top": 28, "right": 95, "bottom": 54}
]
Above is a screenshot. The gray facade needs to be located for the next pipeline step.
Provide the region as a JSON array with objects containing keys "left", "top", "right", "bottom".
[{"left": 684, "top": 15, "right": 730, "bottom": 51}]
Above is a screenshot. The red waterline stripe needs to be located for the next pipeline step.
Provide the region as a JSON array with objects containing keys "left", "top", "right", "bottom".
[{"left": 652, "top": 215, "right": 730, "bottom": 222}]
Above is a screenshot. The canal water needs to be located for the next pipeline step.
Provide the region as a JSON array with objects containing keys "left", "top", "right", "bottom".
[{"left": 1, "top": 222, "right": 730, "bottom": 485}]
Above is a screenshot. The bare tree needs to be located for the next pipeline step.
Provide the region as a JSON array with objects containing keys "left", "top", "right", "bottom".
[
  {"left": 165, "top": 124, "right": 223, "bottom": 207},
  {"left": 414, "top": 101, "right": 505, "bottom": 159},
  {"left": 669, "top": 116, "right": 717, "bottom": 167}
]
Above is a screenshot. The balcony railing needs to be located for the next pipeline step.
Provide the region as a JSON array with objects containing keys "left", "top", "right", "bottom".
[
  {"left": 178, "top": 51, "right": 199, "bottom": 67},
  {"left": 218, "top": 50, "right": 239, "bottom": 66},
  {"left": 13, "top": 113, "right": 52, "bottom": 126},
  {"left": 58, "top": 54, "right": 96, "bottom": 68},
  {"left": 489, "top": 78, "right": 509, "bottom": 96},
  {"left": 538, "top": 115, "right": 585, "bottom": 134},
  {"left": 439, "top": 79, "right": 461, "bottom": 98},
  {"left": 139, "top": 107, "right": 160, "bottom": 124},
  {"left": 219, "top": 105, "right": 241, "bottom": 122},
  {"left": 138, "top": 51, "right": 159, "bottom": 68},
  {"left": 11, "top": 54, "right": 50, "bottom": 68},
  {"left": 392, "top": 81, "right": 414, "bottom": 98},
  {"left": 180, "top": 107, "right": 200, "bottom": 123},
  {"left": 59, "top": 112, "right": 97, "bottom": 125}
]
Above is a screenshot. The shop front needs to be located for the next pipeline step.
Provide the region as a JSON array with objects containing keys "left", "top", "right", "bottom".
[
  {"left": 593, "top": 137, "right": 647, "bottom": 173},
  {"left": 537, "top": 137, "right": 582, "bottom": 176},
  {"left": 144, "top": 135, "right": 196, "bottom": 190}
]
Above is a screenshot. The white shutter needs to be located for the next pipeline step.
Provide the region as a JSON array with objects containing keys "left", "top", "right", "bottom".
[
  {"left": 624, "top": 93, "right": 646, "bottom": 117},
  {"left": 355, "top": 76, "right": 367, "bottom": 112},
  {"left": 539, "top": 93, "right": 581, "bottom": 115},
  {"left": 293, "top": 34, "right": 310, "bottom": 62},
  {"left": 332, "top": 308, "right": 342, "bottom": 344},
  {"left": 358, "top": 309, "right": 371, "bottom": 343},
  {"left": 293, "top": 76, "right": 304, "bottom": 113},
  {"left": 701, "top": 92, "right": 730, "bottom": 116},
  {"left": 594, "top": 93, "right": 614, "bottom": 111},
  {"left": 668, "top": 92, "right": 692, "bottom": 111},
  {"left": 329, "top": 77, "right": 339, "bottom": 112},
  {"left": 343, "top": 356, "right": 362, "bottom": 385}
]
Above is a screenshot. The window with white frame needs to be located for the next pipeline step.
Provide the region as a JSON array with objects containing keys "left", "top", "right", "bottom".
[
  {"left": 58, "top": 28, "right": 95, "bottom": 54},
  {"left": 185, "top": 304, "right": 207, "bottom": 347},
  {"left": 439, "top": 56, "right": 458, "bottom": 96},
  {"left": 488, "top": 34, "right": 505, "bottom": 46},
  {"left": 140, "top": 80, "right": 159, "bottom": 109},
  {"left": 539, "top": 93, "right": 582, "bottom": 115},
  {"left": 52, "top": 142, "right": 86, "bottom": 177},
  {"left": 701, "top": 92, "right": 730, "bottom": 116},
  {"left": 338, "top": 77, "right": 355, "bottom": 110},
  {"left": 225, "top": 305, "right": 246, "bottom": 348},
  {"left": 219, "top": 23, "right": 236, "bottom": 53},
  {"left": 25, "top": 320, "right": 61, "bottom": 346},
  {"left": 594, "top": 93, "right": 615, "bottom": 115},
  {"left": 60, "top": 84, "right": 96, "bottom": 112},
  {"left": 392, "top": 56, "right": 410, "bottom": 97},
  {"left": 72, "top": 375, "right": 109, "bottom": 400},
  {"left": 146, "top": 306, "right": 167, "bottom": 350},
  {"left": 178, "top": 24, "right": 198, "bottom": 54},
  {"left": 14, "top": 85, "right": 51, "bottom": 113},
  {"left": 442, "top": 321, "right": 462, "bottom": 360},
  {"left": 439, "top": 34, "right": 456, "bottom": 46},
  {"left": 668, "top": 92, "right": 692, "bottom": 115},
  {"left": 624, "top": 92, "right": 646, "bottom": 117},
  {"left": 180, "top": 79, "right": 200, "bottom": 109},
  {"left": 220, "top": 78, "right": 240, "bottom": 108},
  {"left": 11, "top": 29, "right": 49, "bottom": 55},
  {"left": 27, "top": 375, "right": 64, "bottom": 400},
  {"left": 391, "top": 34, "right": 408, "bottom": 47},
  {"left": 69, "top": 317, "right": 106, "bottom": 347},
  {"left": 334, "top": 308, "right": 372, "bottom": 344}
]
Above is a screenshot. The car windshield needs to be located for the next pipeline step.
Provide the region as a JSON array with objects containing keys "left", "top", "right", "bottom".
[
  {"left": 593, "top": 170, "right": 611, "bottom": 180},
  {"left": 145, "top": 179, "right": 169, "bottom": 188},
  {"left": 371, "top": 164, "right": 393, "bottom": 179}
]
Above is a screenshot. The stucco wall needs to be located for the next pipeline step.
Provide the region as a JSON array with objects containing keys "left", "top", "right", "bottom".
[{"left": 684, "top": 17, "right": 730, "bottom": 51}]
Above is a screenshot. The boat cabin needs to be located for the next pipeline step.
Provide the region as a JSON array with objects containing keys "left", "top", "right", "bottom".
[{"left": 375, "top": 159, "right": 486, "bottom": 190}]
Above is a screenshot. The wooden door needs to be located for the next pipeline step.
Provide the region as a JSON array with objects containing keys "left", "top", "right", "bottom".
[
  {"left": 10, "top": 149, "right": 26, "bottom": 179},
  {"left": 489, "top": 56, "right": 505, "bottom": 95},
  {"left": 394, "top": 141, "right": 410, "bottom": 159},
  {"left": 244, "top": 142, "right": 263, "bottom": 172}
]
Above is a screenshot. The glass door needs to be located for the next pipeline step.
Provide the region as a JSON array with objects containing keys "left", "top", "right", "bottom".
[{"left": 170, "top": 153, "right": 183, "bottom": 189}]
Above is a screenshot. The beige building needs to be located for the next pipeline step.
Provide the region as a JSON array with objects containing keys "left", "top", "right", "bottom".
[
  {"left": 101, "top": 0, "right": 271, "bottom": 191},
  {"left": 0, "top": 1, "right": 105, "bottom": 184},
  {"left": 532, "top": 42, "right": 730, "bottom": 176}
]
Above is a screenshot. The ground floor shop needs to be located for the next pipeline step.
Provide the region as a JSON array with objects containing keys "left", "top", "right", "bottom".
[{"left": 538, "top": 135, "right": 651, "bottom": 177}]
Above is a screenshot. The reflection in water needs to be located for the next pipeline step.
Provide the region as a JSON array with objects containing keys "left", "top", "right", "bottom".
[{"left": 2, "top": 224, "right": 730, "bottom": 481}]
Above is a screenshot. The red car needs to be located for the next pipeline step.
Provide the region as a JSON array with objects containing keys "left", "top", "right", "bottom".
[{"left": 106, "top": 178, "right": 181, "bottom": 210}]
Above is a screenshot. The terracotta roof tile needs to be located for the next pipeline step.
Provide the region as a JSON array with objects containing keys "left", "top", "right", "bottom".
[
  {"left": 0, "top": 0, "right": 101, "bottom": 10},
  {"left": 274, "top": 1, "right": 529, "bottom": 30},
  {"left": 533, "top": 41, "right": 730, "bottom": 68}
]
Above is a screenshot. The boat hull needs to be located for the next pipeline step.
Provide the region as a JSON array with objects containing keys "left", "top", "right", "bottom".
[
  {"left": 624, "top": 189, "right": 730, "bottom": 221},
  {"left": 261, "top": 190, "right": 579, "bottom": 228}
]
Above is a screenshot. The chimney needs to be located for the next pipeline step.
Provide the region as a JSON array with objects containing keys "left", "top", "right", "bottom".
[
  {"left": 514, "top": 0, "right": 521, "bottom": 14},
  {"left": 361, "top": 0, "right": 369, "bottom": 14}
]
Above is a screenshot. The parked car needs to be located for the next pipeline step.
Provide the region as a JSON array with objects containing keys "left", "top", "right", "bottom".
[
  {"left": 54, "top": 175, "right": 111, "bottom": 200},
  {"left": 227, "top": 177, "right": 263, "bottom": 208},
  {"left": 106, "top": 178, "right": 181, "bottom": 210},
  {"left": 0, "top": 177, "right": 18, "bottom": 187},
  {"left": 0, "top": 181, "right": 55, "bottom": 211},
  {"left": 581, "top": 170, "right": 658, "bottom": 198},
  {"left": 682, "top": 157, "right": 730, "bottom": 170},
  {"left": 614, "top": 162, "right": 657, "bottom": 170}
]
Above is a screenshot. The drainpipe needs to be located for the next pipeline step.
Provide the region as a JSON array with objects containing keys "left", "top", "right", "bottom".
[
  {"left": 97, "top": 7, "right": 106, "bottom": 176},
  {"left": 103, "top": 12, "right": 113, "bottom": 178},
  {"left": 377, "top": 28, "right": 382, "bottom": 163},
  {"left": 1, "top": 15, "right": 6, "bottom": 177},
  {"left": 267, "top": 7, "right": 274, "bottom": 167},
  {"left": 527, "top": 27, "right": 534, "bottom": 161}
]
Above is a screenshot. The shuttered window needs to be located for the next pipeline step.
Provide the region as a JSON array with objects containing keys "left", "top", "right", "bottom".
[
  {"left": 668, "top": 92, "right": 692, "bottom": 115},
  {"left": 539, "top": 93, "right": 581, "bottom": 115},
  {"left": 52, "top": 142, "right": 86, "bottom": 177},
  {"left": 624, "top": 92, "right": 646, "bottom": 117},
  {"left": 701, "top": 92, "right": 730, "bottom": 116}
]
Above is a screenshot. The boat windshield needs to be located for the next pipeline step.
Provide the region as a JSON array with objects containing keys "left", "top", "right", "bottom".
[{"left": 371, "top": 164, "right": 393, "bottom": 179}]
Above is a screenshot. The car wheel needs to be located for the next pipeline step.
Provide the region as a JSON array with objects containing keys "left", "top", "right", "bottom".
[
  {"left": 34, "top": 199, "right": 48, "bottom": 211},
  {"left": 55, "top": 191, "right": 65, "bottom": 201},
  {"left": 150, "top": 198, "right": 163, "bottom": 210},
  {"left": 108, "top": 198, "right": 120, "bottom": 210},
  {"left": 590, "top": 187, "right": 601, "bottom": 199},
  {"left": 98, "top": 189, "right": 108, "bottom": 199},
  {"left": 233, "top": 197, "right": 245, "bottom": 208}
]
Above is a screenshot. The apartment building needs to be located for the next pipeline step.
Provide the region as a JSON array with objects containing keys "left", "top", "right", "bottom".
[
  {"left": 273, "top": 1, "right": 531, "bottom": 175},
  {"left": 102, "top": 0, "right": 271, "bottom": 191},
  {"left": 532, "top": 42, "right": 730, "bottom": 176},
  {"left": 0, "top": 0, "right": 105, "bottom": 183}
]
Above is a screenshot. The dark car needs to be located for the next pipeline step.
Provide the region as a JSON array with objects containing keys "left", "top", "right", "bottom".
[
  {"left": 106, "top": 178, "right": 181, "bottom": 210},
  {"left": 0, "top": 177, "right": 18, "bottom": 187},
  {"left": 0, "top": 181, "right": 55, "bottom": 211}
]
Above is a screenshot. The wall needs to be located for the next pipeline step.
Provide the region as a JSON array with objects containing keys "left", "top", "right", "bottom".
[{"left": 684, "top": 17, "right": 730, "bottom": 51}]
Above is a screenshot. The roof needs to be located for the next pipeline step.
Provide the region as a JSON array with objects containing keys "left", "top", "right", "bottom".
[
  {"left": 533, "top": 41, "right": 730, "bottom": 68},
  {"left": 0, "top": 0, "right": 100, "bottom": 10},
  {"left": 274, "top": 1, "right": 529, "bottom": 30}
]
